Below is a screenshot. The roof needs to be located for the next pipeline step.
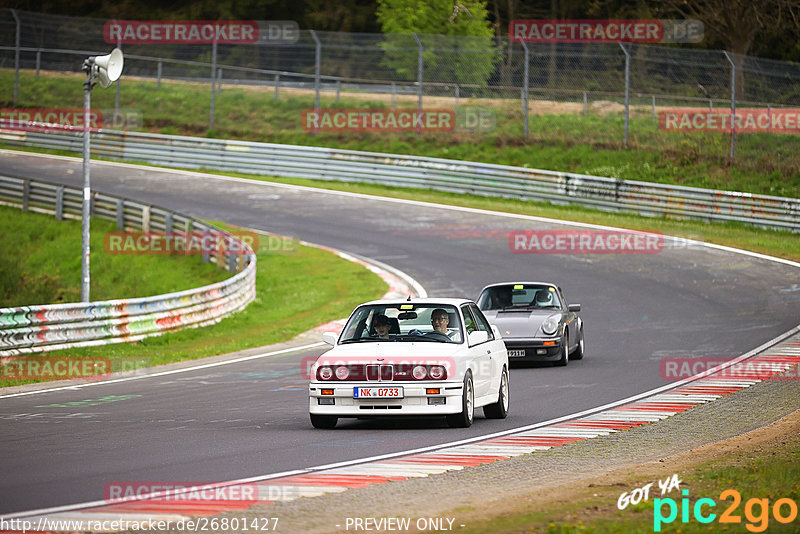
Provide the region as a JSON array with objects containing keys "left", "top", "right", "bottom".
[
  {"left": 359, "top": 297, "right": 474, "bottom": 307},
  {"left": 479, "top": 281, "right": 559, "bottom": 290}
]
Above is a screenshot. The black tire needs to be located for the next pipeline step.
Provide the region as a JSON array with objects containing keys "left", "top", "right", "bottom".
[
  {"left": 483, "top": 367, "right": 509, "bottom": 419},
  {"left": 310, "top": 414, "right": 338, "bottom": 429},
  {"left": 554, "top": 338, "right": 569, "bottom": 366},
  {"left": 446, "top": 372, "right": 474, "bottom": 428},
  {"left": 572, "top": 327, "right": 585, "bottom": 360}
]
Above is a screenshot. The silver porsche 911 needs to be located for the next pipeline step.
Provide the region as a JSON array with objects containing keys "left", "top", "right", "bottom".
[{"left": 477, "top": 282, "right": 584, "bottom": 366}]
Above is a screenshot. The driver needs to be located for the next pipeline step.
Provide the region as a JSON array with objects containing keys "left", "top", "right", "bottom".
[
  {"left": 430, "top": 308, "right": 456, "bottom": 339},
  {"left": 373, "top": 314, "right": 392, "bottom": 339},
  {"left": 533, "top": 289, "right": 553, "bottom": 307}
]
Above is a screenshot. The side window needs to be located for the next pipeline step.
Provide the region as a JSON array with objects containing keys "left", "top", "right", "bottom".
[
  {"left": 460, "top": 305, "right": 476, "bottom": 334},
  {"left": 469, "top": 304, "right": 495, "bottom": 340}
]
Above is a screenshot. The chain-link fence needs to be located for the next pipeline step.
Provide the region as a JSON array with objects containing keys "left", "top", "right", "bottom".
[{"left": 2, "top": 9, "right": 800, "bottom": 158}]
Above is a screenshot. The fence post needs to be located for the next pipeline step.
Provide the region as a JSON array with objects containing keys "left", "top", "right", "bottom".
[
  {"left": 165, "top": 212, "right": 173, "bottom": 233},
  {"left": 209, "top": 40, "right": 217, "bottom": 130},
  {"left": 115, "top": 78, "right": 121, "bottom": 119},
  {"left": 335, "top": 79, "right": 341, "bottom": 104},
  {"left": 217, "top": 68, "right": 223, "bottom": 94},
  {"left": 651, "top": 95, "right": 655, "bottom": 120},
  {"left": 723, "top": 51, "right": 736, "bottom": 160},
  {"left": 55, "top": 186, "right": 64, "bottom": 220},
  {"left": 412, "top": 33, "right": 423, "bottom": 132},
  {"left": 620, "top": 43, "right": 630, "bottom": 148},
  {"left": 116, "top": 199, "right": 124, "bottom": 230},
  {"left": 22, "top": 179, "right": 29, "bottom": 212},
  {"left": 36, "top": 49, "right": 41, "bottom": 78},
  {"left": 11, "top": 9, "right": 20, "bottom": 105},
  {"left": 309, "top": 30, "right": 321, "bottom": 115},
  {"left": 583, "top": 91, "right": 587, "bottom": 116},
  {"left": 521, "top": 41, "right": 529, "bottom": 138},
  {"left": 391, "top": 82, "right": 396, "bottom": 108},
  {"left": 274, "top": 73, "right": 280, "bottom": 100},
  {"left": 455, "top": 84, "right": 459, "bottom": 108},
  {"left": 157, "top": 60, "right": 162, "bottom": 88}
]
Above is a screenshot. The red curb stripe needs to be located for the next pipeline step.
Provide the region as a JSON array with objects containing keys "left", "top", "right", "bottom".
[
  {"left": 554, "top": 420, "right": 646, "bottom": 429},
  {"left": 389, "top": 456, "right": 503, "bottom": 466}
]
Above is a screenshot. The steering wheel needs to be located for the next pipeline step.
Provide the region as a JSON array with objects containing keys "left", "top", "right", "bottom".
[{"left": 424, "top": 331, "right": 451, "bottom": 342}]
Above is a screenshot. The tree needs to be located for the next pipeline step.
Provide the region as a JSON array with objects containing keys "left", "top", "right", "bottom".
[
  {"left": 657, "top": 0, "right": 799, "bottom": 98},
  {"left": 376, "top": 0, "right": 500, "bottom": 87}
]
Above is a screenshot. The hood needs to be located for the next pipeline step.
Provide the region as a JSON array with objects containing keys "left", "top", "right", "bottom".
[
  {"left": 483, "top": 309, "right": 559, "bottom": 339},
  {"left": 316, "top": 340, "right": 465, "bottom": 366}
]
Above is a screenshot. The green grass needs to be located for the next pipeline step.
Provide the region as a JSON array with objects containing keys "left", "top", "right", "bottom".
[
  {"left": 1, "top": 209, "right": 387, "bottom": 387},
  {"left": 0, "top": 205, "right": 229, "bottom": 307},
  {"left": 456, "top": 438, "right": 800, "bottom": 533},
  {"left": 2, "top": 69, "right": 799, "bottom": 198}
]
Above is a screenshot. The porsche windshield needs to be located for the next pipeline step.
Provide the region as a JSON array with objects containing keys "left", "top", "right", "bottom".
[
  {"left": 478, "top": 284, "right": 562, "bottom": 310},
  {"left": 339, "top": 304, "right": 463, "bottom": 343}
]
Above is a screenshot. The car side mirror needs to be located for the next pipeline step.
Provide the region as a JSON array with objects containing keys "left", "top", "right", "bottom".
[
  {"left": 322, "top": 331, "right": 338, "bottom": 345},
  {"left": 568, "top": 304, "right": 581, "bottom": 312},
  {"left": 468, "top": 330, "right": 489, "bottom": 346}
]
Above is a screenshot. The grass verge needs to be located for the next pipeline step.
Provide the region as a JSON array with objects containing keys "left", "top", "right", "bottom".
[
  {"left": 0, "top": 205, "right": 230, "bottom": 307},
  {"left": 2, "top": 69, "right": 799, "bottom": 198},
  {"left": 456, "top": 415, "right": 800, "bottom": 533},
  {"left": 1, "top": 210, "right": 388, "bottom": 387}
]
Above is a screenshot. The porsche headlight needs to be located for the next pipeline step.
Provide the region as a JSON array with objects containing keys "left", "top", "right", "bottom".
[{"left": 541, "top": 316, "right": 559, "bottom": 336}]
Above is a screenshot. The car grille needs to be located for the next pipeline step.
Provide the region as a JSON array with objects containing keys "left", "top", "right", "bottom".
[{"left": 366, "top": 364, "right": 394, "bottom": 381}]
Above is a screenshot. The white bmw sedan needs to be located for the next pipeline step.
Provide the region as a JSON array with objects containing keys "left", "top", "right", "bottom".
[{"left": 308, "top": 298, "right": 509, "bottom": 429}]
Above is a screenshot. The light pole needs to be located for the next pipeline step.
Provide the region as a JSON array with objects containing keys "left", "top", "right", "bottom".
[{"left": 81, "top": 48, "right": 123, "bottom": 302}]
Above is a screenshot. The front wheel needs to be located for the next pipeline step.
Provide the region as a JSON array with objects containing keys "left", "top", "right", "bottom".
[
  {"left": 483, "top": 367, "right": 509, "bottom": 419},
  {"left": 554, "top": 339, "right": 569, "bottom": 367},
  {"left": 572, "top": 327, "right": 585, "bottom": 360},
  {"left": 310, "top": 414, "right": 338, "bottom": 429},
  {"left": 446, "top": 372, "right": 474, "bottom": 428}
]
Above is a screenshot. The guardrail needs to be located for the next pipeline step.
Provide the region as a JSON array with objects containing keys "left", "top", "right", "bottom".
[
  {"left": 3, "top": 128, "right": 798, "bottom": 231},
  {"left": 0, "top": 174, "right": 256, "bottom": 355}
]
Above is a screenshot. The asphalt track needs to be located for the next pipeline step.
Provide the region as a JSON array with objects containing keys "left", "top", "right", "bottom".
[{"left": 1, "top": 151, "right": 799, "bottom": 515}]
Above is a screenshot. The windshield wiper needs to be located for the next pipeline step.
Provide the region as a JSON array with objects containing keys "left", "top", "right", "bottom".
[{"left": 340, "top": 336, "right": 385, "bottom": 343}]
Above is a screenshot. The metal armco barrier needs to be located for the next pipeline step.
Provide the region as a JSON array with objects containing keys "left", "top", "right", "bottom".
[
  {"left": 0, "top": 174, "right": 256, "bottom": 355},
  {"left": 3, "top": 128, "right": 799, "bottom": 231}
]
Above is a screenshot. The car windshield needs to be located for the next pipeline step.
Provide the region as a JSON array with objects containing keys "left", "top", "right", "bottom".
[
  {"left": 477, "top": 284, "right": 562, "bottom": 310},
  {"left": 339, "top": 304, "right": 463, "bottom": 343}
]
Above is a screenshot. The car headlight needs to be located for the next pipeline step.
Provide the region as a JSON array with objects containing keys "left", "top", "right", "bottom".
[
  {"left": 541, "top": 316, "right": 559, "bottom": 336},
  {"left": 335, "top": 365, "right": 350, "bottom": 380},
  {"left": 318, "top": 366, "right": 333, "bottom": 380},
  {"left": 412, "top": 365, "right": 428, "bottom": 380}
]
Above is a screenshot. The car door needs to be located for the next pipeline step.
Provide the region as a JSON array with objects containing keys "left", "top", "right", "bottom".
[
  {"left": 461, "top": 304, "right": 492, "bottom": 397},
  {"left": 558, "top": 287, "right": 580, "bottom": 353},
  {"left": 469, "top": 303, "right": 505, "bottom": 394}
]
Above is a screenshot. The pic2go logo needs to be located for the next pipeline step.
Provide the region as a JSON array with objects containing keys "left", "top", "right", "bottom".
[{"left": 654, "top": 489, "right": 798, "bottom": 532}]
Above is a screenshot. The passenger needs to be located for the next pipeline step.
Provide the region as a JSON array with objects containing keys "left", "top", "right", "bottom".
[{"left": 430, "top": 308, "right": 456, "bottom": 339}]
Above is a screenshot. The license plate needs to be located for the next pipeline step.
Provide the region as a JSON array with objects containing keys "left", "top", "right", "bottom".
[
  {"left": 354, "top": 387, "right": 404, "bottom": 398},
  {"left": 508, "top": 349, "right": 526, "bottom": 357}
]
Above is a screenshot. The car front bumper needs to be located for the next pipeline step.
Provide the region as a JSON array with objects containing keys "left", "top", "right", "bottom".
[
  {"left": 503, "top": 338, "right": 563, "bottom": 362},
  {"left": 308, "top": 380, "right": 464, "bottom": 417}
]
